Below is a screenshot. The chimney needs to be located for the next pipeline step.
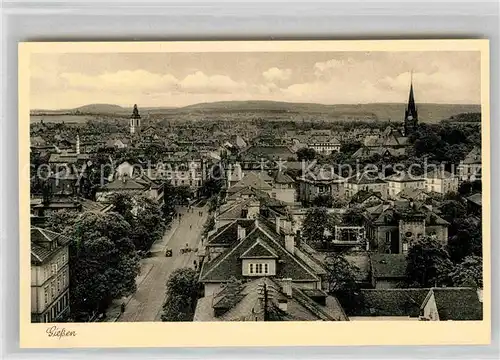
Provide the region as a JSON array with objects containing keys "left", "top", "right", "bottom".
[
  {"left": 282, "top": 219, "right": 292, "bottom": 234},
  {"left": 76, "top": 135, "right": 80, "bottom": 155},
  {"left": 278, "top": 299, "right": 288, "bottom": 312},
  {"left": 275, "top": 216, "right": 281, "bottom": 233},
  {"left": 281, "top": 278, "right": 292, "bottom": 298},
  {"left": 237, "top": 225, "right": 246, "bottom": 240},
  {"left": 285, "top": 233, "right": 295, "bottom": 254}
]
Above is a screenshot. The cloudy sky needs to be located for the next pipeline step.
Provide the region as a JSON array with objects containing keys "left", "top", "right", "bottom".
[{"left": 30, "top": 51, "right": 481, "bottom": 109}]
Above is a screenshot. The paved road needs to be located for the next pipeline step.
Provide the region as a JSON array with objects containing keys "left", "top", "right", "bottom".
[{"left": 117, "top": 204, "right": 209, "bottom": 322}]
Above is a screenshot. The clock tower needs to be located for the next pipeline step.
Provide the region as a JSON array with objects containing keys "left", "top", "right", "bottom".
[{"left": 130, "top": 104, "right": 141, "bottom": 135}]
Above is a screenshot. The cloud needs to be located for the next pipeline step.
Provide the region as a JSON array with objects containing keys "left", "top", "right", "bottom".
[
  {"left": 262, "top": 67, "right": 292, "bottom": 82},
  {"left": 179, "top": 71, "right": 247, "bottom": 94},
  {"left": 313, "top": 58, "right": 355, "bottom": 77},
  {"left": 60, "top": 70, "right": 178, "bottom": 92}
]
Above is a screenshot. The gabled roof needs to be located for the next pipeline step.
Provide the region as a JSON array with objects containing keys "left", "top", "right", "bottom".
[
  {"left": 31, "top": 227, "right": 71, "bottom": 265},
  {"left": 347, "top": 172, "right": 386, "bottom": 185},
  {"left": 424, "top": 288, "right": 483, "bottom": 320},
  {"left": 348, "top": 289, "right": 431, "bottom": 317},
  {"left": 425, "top": 169, "right": 456, "bottom": 179},
  {"left": 228, "top": 172, "right": 272, "bottom": 193},
  {"left": 370, "top": 254, "right": 407, "bottom": 279},
  {"left": 274, "top": 171, "right": 295, "bottom": 184},
  {"left": 49, "top": 152, "right": 91, "bottom": 164},
  {"left": 349, "top": 190, "right": 383, "bottom": 205},
  {"left": 31, "top": 136, "right": 47, "bottom": 146},
  {"left": 240, "top": 238, "right": 279, "bottom": 259},
  {"left": 397, "top": 187, "right": 429, "bottom": 200},
  {"left": 386, "top": 171, "right": 424, "bottom": 183},
  {"left": 200, "top": 221, "right": 319, "bottom": 283},
  {"left": 102, "top": 177, "right": 147, "bottom": 191},
  {"left": 466, "top": 193, "right": 482, "bottom": 207},
  {"left": 194, "top": 277, "right": 348, "bottom": 321},
  {"left": 368, "top": 201, "right": 449, "bottom": 226},
  {"left": 207, "top": 219, "right": 257, "bottom": 247},
  {"left": 463, "top": 147, "right": 481, "bottom": 165},
  {"left": 301, "top": 165, "right": 345, "bottom": 182},
  {"left": 217, "top": 198, "right": 259, "bottom": 221}
]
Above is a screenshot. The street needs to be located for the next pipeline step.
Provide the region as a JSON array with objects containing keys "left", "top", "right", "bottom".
[{"left": 116, "top": 203, "right": 209, "bottom": 322}]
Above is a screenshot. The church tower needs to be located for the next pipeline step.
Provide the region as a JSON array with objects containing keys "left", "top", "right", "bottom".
[
  {"left": 130, "top": 104, "right": 141, "bottom": 135},
  {"left": 403, "top": 74, "right": 418, "bottom": 136}
]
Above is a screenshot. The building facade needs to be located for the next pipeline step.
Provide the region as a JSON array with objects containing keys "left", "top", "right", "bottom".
[{"left": 31, "top": 227, "right": 71, "bottom": 323}]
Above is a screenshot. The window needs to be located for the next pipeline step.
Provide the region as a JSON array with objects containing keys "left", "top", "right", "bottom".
[
  {"left": 402, "top": 242, "right": 409, "bottom": 253},
  {"left": 264, "top": 263, "right": 269, "bottom": 274},
  {"left": 249, "top": 263, "right": 254, "bottom": 274},
  {"left": 51, "top": 281, "right": 55, "bottom": 299},
  {"left": 51, "top": 263, "right": 58, "bottom": 275},
  {"left": 57, "top": 276, "right": 61, "bottom": 292},
  {"left": 257, "top": 264, "right": 263, "bottom": 274},
  {"left": 44, "top": 286, "right": 49, "bottom": 305}
]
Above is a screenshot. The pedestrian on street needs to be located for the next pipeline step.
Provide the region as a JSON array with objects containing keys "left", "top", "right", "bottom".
[{"left": 121, "top": 303, "right": 125, "bottom": 313}]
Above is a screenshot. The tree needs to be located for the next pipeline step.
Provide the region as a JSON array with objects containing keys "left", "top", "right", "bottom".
[
  {"left": 109, "top": 193, "right": 166, "bottom": 251},
  {"left": 438, "top": 200, "right": 467, "bottom": 224},
  {"left": 45, "top": 210, "right": 79, "bottom": 234},
  {"left": 132, "top": 196, "right": 166, "bottom": 251},
  {"left": 324, "top": 253, "right": 360, "bottom": 293},
  {"left": 108, "top": 193, "right": 135, "bottom": 224},
  {"left": 202, "top": 215, "right": 216, "bottom": 237},
  {"left": 450, "top": 255, "right": 483, "bottom": 288},
  {"left": 67, "top": 212, "right": 140, "bottom": 319},
  {"left": 447, "top": 218, "right": 482, "bottom": 263},
  {"left": 296, "top": 147, "right": 317, "bottom": 161},
  {"left": 301, "top": 207, "right": 339, "bottom": 246},
  {"left": 323, "top": 253, "right": 363, "bottom": 313},
  {"left": 162, "top": 181, "right": 177, "bottom": 220},
  {"left": 311, "top": 194, "right": 333, "bottom": 208},
  {"left": 406, "top": 236, "right": 453, "bottom": 288},
  {"left": 175, "top": 185, "right": 193, "bottom": 205},
  {"left": 161, "top": 268, "right": 199, "bottom": 322},
  {"left": 339, "top": 141, "right": 362, "bottom": 157},
  {"left": 342, "top": 208, "right": 366, "bottom": 226}
]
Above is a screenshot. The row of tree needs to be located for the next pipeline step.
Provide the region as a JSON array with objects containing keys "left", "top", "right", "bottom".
[{"left": 45, "top": 193, "right": 167, "bottom": 320}]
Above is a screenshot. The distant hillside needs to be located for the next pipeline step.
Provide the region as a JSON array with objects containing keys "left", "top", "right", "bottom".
[
  {"left": 74, "top": 104, "right": 126, "bottom": 114},
  {"left": 31, "top": 100, "right": 481, "bottom": 123},
  {"left": 172, "top": 100, "right": 481, "bottom": 123}
]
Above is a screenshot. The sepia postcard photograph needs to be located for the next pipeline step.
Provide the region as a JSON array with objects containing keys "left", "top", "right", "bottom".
[{"left": 18, "top": 40, "right": 490, "bottom": 348}]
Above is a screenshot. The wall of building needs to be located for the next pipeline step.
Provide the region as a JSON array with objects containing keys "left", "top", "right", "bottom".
[
  {"left": 426, "top": 225, "right": 448, "bottom": 245},
  {"left": 422, "top": 292, "right": 440, "bottom": 321},
  {"left": 204, "top": 283, "right": 223, "bottom": 297},
  {"left": 31, "top": 246, "right": 70, "bottom": 317},
  {"left": 271, "top": 186, "right": 296, "bottom": 204}
]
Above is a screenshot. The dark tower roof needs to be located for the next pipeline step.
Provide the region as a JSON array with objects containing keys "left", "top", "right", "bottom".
[
  {"left": 131, "top": 104, "right": 141, "bottom": 119},
  {"left": 403, "top": 73, "right": 418, "bottom": 136},
  {"left": 406, "top": 82, "right": 417, "bottom": 119}
]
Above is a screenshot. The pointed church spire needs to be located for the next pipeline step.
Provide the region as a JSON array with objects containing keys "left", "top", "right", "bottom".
[
  {"left": 404, "top": 71, "right": 418, "bottom": 136},
  {"left": 407, "top": 71, "right": 417, "bottom": 116}
]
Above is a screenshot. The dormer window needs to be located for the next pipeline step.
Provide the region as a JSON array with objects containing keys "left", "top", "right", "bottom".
[{"left": 248, "top": 262, "right": 269, "bottom": 275}]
